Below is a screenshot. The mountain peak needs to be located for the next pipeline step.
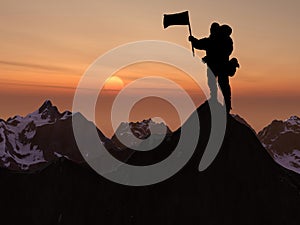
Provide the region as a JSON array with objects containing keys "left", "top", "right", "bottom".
[
  {"left": 37, "top": 100, "right": 62, "bottom": 121},
  {"left": 38, "top": 100, "right": 53, "bottom": 113},
  {"left": 258, "top": 115, "right": 300, "bottom": 174},
  {"left": 111, "top": 118, "right": 172, "bottom": 150},
  {"left": 285, "top": 115, "right": 300, "bottom": 125}
]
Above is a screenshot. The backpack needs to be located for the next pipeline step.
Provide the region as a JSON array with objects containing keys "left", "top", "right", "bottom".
[{"left": 227, "top": 58, "right": 240, "bottom": 77}]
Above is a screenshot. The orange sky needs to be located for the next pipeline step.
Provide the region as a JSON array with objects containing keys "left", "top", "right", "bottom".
[{"left": 0, "top": 0, "right": 300, "bottom": 136}]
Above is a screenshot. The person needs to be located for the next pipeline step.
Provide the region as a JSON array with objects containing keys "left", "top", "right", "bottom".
[{"left": 189, "top": 22, "right": 239, "bottom": 113}]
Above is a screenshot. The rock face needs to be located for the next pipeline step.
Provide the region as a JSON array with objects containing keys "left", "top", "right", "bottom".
[
  {"left": 258, "top": 116, "right": 300, "bottom": 174},
  {"left": 0, "top": 102, "right": 299, "bottom": 225}
]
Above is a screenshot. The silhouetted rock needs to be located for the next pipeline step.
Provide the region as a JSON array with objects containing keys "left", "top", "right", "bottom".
[{"left": 232, "top": 114, "right": 256, "bottom": 134}]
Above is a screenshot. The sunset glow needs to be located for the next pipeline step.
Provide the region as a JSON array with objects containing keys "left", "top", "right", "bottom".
[
  {"left": 0, "top": 0, "right": 299, "bottom": 136},
  {"left": 104, "top": 76, "right": 124, "bottom": 91}
]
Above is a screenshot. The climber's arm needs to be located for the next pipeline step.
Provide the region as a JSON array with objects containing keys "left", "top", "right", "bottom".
[{"left": 189, "top": 36, "right": 210, "bottom": 50}]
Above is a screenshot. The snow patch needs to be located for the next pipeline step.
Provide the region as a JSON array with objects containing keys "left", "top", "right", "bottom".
[
  {"left": 54, "top": 152, "right": 70, "bottom": 160},
  {"left": 273, "top": 149, "right": 300, "bottom": 174},
  {"left": 284, "top": 116, "right": 300, "bottom": 126}
]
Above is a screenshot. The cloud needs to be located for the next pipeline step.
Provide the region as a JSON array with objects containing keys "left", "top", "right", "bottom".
[
  {"left": 0, "top": 60, "right": 79, "bottom": 73},
  {"left": 0, "top": 80, "right": 75, "bottom": 90}
]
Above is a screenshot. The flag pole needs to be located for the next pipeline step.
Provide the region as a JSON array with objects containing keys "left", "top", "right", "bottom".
[{"left": 188, "top": 23, "right": 195, "bottom": 57}]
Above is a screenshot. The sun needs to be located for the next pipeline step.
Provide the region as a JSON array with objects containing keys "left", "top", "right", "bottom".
[{"left": 104, "top": 76, "right": 124, "bottom": 91}]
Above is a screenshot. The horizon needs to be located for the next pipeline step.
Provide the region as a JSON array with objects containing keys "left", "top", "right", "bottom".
[
  {"left": 1, "top": 98, "right": 298, "bottom": 138},
  {"left": 1, "top": 0, "right": 300, "bottom": 136}
]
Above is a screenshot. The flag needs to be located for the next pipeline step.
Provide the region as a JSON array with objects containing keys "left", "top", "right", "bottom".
[
  {"left": 163, "top": 11, "right": 190, "bottom": 29},
  {"left": 163, "top": 11, "right": 194, "bottom": 57}
]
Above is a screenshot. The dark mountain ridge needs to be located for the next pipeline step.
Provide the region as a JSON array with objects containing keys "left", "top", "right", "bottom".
[{"left": 0, "top": 101, "right": 300, "bottom": 225}]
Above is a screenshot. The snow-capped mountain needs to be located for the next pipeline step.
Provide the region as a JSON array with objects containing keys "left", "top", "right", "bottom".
[
  {"left": 2, "top": 99, "right": 299, "bottom": 176},
  {"left": 0, "top": 100, "right": 109, "bottom": 171},
  {"left": 0, "top": 100, "right": 173, "bottom": 171},
  {"left": 111, "top": 118, "right": 172, "bottom": 150},
  {"left": 258, "top": 116, "right": 300, "bottom": 174}
]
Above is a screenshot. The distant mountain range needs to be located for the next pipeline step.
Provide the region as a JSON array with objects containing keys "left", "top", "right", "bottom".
[
  {"left": 0, "top": 101, "right": 107, "bottom": 170},
  {"left": 0, "top": 100, "right": 172, "bottom": 171},
  {"left": 111, "top": 118, "right": 172, "bottom": 150},
  {"left": 1, "top": 101, "right": 299, "bottom": 225},
  {"left": 0, "top": 100, "right": 299, "bottom": 175}
]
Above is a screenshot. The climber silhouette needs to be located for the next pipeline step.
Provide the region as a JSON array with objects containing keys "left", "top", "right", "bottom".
[{"left": 188, "top": 22, "right": 240, "bottom": 113}]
